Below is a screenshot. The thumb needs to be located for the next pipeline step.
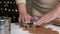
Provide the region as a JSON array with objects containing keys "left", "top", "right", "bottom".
[
  {"left": 31, "top": 17, "right": 39, "bottom": 21},
  {"left": 33, "top": 22, "right": 40, "bottom": 26}
]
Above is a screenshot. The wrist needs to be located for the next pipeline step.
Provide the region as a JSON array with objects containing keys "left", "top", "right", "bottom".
[
  {"left": 20, "top": 11, "right": 27, "bottom": 13},
  {"left": 19, "top": 11, "right": 27, "bottom": 16}
]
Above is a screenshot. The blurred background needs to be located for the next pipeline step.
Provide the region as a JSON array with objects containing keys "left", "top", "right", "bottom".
[
  {"left": 0, "top": 0, "right": 32, "bottom": 23},
  {"left": 0, "top": 0, "right": 19, "bottom": 23}
]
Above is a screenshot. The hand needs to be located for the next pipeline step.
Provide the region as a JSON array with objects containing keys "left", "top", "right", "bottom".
[
  {"left": 19, "top": 12, "right": 37, "bottom": 23},
  {"left": 34, "top": 8, "right": 60, "bottom": 26}
]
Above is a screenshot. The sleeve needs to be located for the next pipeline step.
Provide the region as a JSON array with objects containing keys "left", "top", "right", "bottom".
[{"left": 15, "top": 0, "right": 26, "bottom": 4}]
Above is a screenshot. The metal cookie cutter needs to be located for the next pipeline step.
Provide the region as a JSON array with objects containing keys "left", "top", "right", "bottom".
[{"left": 20, "top": 20, "right": 34, "bottom": 28}]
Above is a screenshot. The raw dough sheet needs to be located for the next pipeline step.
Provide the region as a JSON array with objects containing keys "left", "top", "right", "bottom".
[{"left": 11, "top": 23, "right": 60, "bottom": 34}]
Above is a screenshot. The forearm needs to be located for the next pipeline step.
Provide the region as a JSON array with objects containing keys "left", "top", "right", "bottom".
[
  {"left": 15, "top": 0, "right": 27, "bottom": 15},
  {"left": 18, "top": 4, "right": 27, "bottom": 14}
]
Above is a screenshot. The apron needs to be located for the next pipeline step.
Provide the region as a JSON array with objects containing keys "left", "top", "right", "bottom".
[{"left": 32, "top": 0, "right": 59, "bottom": 17}]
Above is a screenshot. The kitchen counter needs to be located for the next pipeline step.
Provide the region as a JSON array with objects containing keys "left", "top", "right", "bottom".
[{"left": 11, "top": 23, "right": 60, "bottom": 34}]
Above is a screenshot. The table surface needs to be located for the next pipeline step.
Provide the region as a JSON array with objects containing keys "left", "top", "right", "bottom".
[{"left": 11, "top": 23, "right": 60, "bottom": 34}]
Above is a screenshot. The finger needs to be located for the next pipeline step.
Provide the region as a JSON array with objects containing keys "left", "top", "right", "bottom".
[
  {"left": 39, "top": 15, "right": 48, "bottom": 23},
  {"left": 19, "top": 17, "right": 21, "bottom": 23},
  {"left": 40, "top": 14, "right": 52, "bottom": 24},
  {"left": 33, "top": 21, "right": 40, "bottom": 26},
  {"left": 25, "top": 16, "right": 30, "bottom": 23},
  {"left": 39, "top": 14, "right": 52, "bottom": 25},
  {"left": 38, "top": 14, "right": 49, "bottom": 25},
  {"left": 21, "top": 17, "right": 25, "bottom": 23},
  {"left": 36, "top": 21, "right": 43, "bottom": 25},
  {"left": 31, "top": 17, "right": 39, "bottom": 21},
  {"left": 45, "top": 16, "right": 55, "bottom": 23},
  {"left": 19, "top": 16, "right": 22, "bottom": 23},
  {"left": 33, "top": 22, "right": 38, "bottom": 26},
  {"left": 27, "top": 17, "right": 30, "bottom": 23},
  {"left": 43, "top": 16, "right": 51, "bottom": 23},
  {"left": 38, "top": 22, "right": 43, "bottom": 25},
  {"left": 24, "top": 16, "right": 28, "bottom": 23},
  {"left": 39, "top": 16, "right": 49, "bottom": 25}
]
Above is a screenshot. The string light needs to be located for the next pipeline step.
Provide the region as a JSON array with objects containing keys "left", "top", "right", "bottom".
[
  {"left": 0, "top": 1, "right": 18, "bottom": 22},
  {"left": 13, "top": 16, "right": 16, "bottom": 19},
  {"left": 1, "top": 8, "right": 3, "bottom": 10},
  {"left": 8, "top": 9, "right": 11, "bottom": 11},
  {"left": 10, "top": 2, "right": 12, "bottom": 4},
  {"left": 4, "top": 3, "right": 8, "bottom": 7},
  {"left": 7, "top": 1, "right": 9, "bottom": 3},
  {"left": 12, "top": 9, "right": 14, "bottom": 11},
  {"left": 5, "top": 8, "right": 7, "bottom": 10},
  {"left": 13, "top": 2, "right": 15, "bottom": 4},
  {"left": 2, "top": 11, "right": 3, "bottom": 13},
  {"left": 4, "top": 1, "right": 6, "bottom": 3},
  {"left": 15, "top": 9, "right": 18, "bottom": 12},
  {"left": 0, "top": 2, "right": 2, "bottom": 4}
]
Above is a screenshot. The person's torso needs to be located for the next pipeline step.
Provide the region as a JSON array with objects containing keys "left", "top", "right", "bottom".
[{"left": 32, "top": 0, "right": 59, "bottom": 14}]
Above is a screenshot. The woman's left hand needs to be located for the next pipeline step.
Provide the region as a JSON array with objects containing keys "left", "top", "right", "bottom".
[{"left": 34, "top": 9, "right": 60, "bottom": 26}]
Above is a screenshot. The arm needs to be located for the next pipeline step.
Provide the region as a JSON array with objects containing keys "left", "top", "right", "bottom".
[
  {"left": 16, "top": 0, "right": 27, "bottom": 14},
  {"left": 16, "top": 0, "right": 36, "bottom": 23},
  {"left": 18, "top": 3, "right": 27, "bottom": 15},
  {"left": 34, "top": 3, "right": 60, "bottom": 25}
]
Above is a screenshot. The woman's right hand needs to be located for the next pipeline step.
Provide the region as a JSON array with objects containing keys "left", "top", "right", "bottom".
[
  {"left": 18, "top": 4, "right": 38, "bottom": 23},
  {"left": 19, "top": 12, "right": 37, "bottom": 23}
]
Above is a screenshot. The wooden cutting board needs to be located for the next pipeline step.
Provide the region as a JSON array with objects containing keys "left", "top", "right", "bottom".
[{"left": 52, "top": 19, "right": 60, "bottom": 26}]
